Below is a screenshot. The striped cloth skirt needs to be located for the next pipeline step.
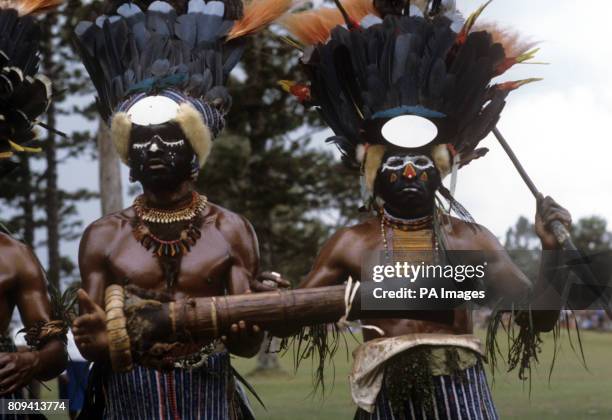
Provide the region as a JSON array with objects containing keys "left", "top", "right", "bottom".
[
  {"left": 355, "top": 362, "right": 498, "bottom": 420},
  {"left": 102, "top": 351, "right": 249, "bottom": 420}
]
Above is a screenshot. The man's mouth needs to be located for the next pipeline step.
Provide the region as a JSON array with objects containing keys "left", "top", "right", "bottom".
[
  {"left": 146, "top": 158, "right": 168, "bottom": 170},
  {"left": 401, "top": 185, "right": 423, "bottom": 194}
]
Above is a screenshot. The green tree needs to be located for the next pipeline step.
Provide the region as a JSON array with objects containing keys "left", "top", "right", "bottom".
[
  {"left": 504, "top": 215, "right": 612, "bottom": 284},
  {"left": 504, "top": 216, "right": 540, "bottom": 281},
  {"left": 572, "top": 216, "right": 612, "bottom": 252}
]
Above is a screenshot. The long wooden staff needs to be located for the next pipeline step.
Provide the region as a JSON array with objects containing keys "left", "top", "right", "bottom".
[{"left": 492, "top": 127, "right": 612, "bottom": 317}]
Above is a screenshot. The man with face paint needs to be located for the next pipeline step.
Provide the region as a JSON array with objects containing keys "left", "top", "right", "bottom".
[
  {"left": 0, "top": 0, "right": 68, "bottom": 403},
  {"left": 70, "top": 0, "right": 291, "bottom": 418},
  {"left": 129, "top": 124, "right": 199, "bottom": 191},
  {"left": 270, "top": 0, "right": 573, "bottom": 418},
  {"left": 374, "top": 152, "right": 442, "bottom": 220}
]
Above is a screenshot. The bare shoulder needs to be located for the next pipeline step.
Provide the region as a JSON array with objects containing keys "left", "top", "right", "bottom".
[
  {"left": 79, "top": 208, "right": 134, "bottom": 259},
  {"left": 445, "top": 216, "right": 504, "bottom": 251},
  {"left": 319, "top": 216, "right": 379, "bottom": 254},
  {"left": 0, "top": 232, "right": 36, "bottom": 268},
  {"left": 0, "top": 231, "right": 26, "bottom": 254},
  {"left": 340, "top": 216, "right": 379, "bottom": 239},
  {"left": 206, "top": 202, "right": 259, "bottom": 269},
  {"left": 0, "top": 232, "right": 44, "bottom": 287},
  {"left": 82, "top": 208, "right": 133, "bottom": 238},
  {"left": 207, "top": 202, "right": 255, "bottom": 238},
  {"left": 346, "top": 217, "right": 380, "bottom": 235}
]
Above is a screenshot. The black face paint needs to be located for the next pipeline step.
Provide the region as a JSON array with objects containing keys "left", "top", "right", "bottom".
[
  {"left": 128, "top": 122, "right": 196, "bottom": 190},
  {"left": 374, "top": 151, "right": 442, "bottom": 219}
]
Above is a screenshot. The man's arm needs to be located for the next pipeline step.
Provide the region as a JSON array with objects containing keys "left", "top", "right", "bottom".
[
  {"left": 468, "top": 195, "right": 571, "bottom": 332},
  {"left": 219, "top": 213, "right": 264, "bottom": 358},
  {"left": 264, "top": 228, "right": 351, "bottom": 338},
  {"left": 299, "top": 227, "right": 351, "bottom": 289},
  {"left": 0, "top": 242, "right": 67, "bottom": 395},
  {"left": 529, "top": 195, "right": 572, "bottom": 331},
  {"left": 72, "top": 220, "right": 115, "bottom": 362}
]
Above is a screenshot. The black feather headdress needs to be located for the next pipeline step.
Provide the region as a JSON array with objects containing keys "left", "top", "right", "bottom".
[
  {"left": 0, "top": 0, "right": 59, "bottom": 177},
  {"left": 281, "top": 0, "right": 540, "bottom": 179},
  {"left": 74, "top": 0, "right": 291, "bottom": 168}
]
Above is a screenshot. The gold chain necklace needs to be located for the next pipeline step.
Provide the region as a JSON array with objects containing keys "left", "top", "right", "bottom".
[{"left": 133, "top": 192, "right": 208, "bottom": 224}]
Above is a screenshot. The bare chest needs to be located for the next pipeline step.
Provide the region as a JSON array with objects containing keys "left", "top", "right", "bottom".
[{"left": 106, "top": 220, "right": 232, "bottom": 298}]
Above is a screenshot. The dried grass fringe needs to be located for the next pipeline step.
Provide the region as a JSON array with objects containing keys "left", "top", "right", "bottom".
[{"left": 485, "top": 306, "right": 587, "bottom": 394}]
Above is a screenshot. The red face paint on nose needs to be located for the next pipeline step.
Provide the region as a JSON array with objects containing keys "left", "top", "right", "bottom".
[{"left": 403, "top": 163, "right": 417, "bottom": 179}]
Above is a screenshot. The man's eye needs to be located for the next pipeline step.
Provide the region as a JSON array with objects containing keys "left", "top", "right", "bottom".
[
  {"left": 386, "top": 158, "right": 403, "bottom": 166},
  {"left": 132, "top": 142, "right": 149, "bottom": 150},
  {"left": 160, "top": 139, "right": 185, "bottom": 147}
]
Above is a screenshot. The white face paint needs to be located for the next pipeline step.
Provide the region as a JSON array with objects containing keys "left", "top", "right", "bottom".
[
  {"left": 381, "top": 154, "right": 435, "bottom": 172},
  {"left": 380, "top": 115, "right": 439, "bottom": 148},
  {"left": 131, "top": 135, "right": 186, "bottom": 150}
]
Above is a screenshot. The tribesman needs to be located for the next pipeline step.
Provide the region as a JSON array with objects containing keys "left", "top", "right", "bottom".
[
  {"left": 0, "top": 0, "right": 68, "bottom": 406},
  {"left": 70, "top": 0, "right": 290, "bottom": 418},
  {"left": 271, "top": 0, "right": 573, "bottom": 418}
]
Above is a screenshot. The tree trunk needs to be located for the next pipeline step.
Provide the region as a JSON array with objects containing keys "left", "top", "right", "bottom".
[
  {"left": 41, "top": 19, "right": 60, "bottom": 290},
  {"left": 97, "top": 118, "right": 123, "bottom": 215},
  {"left": 44, "top": 108, "right": 59, "bottom": 290},
  {"left": 18, "top": 155, "right": 34, "bottom": 247}
]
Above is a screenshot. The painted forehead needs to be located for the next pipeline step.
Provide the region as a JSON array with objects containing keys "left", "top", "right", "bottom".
[
  {"left": 382, "top": 149, "right": 433, "bottom": 162},
  {"left": 381, "top": 152, "right": 434, "bottom": 170}
]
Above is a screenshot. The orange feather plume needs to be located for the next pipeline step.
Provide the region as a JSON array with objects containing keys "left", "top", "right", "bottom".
[
  {"left": 227, "top": 0, "right": 293, "bottom": 41},
  {"left": 281, "top": 0, "right": 378, "bottom": 46},
  {"left": 474, "top": 22, "right": 542, "bottom": 75},
  {"left": 0, "top": 0, "right": 62, "bottom": 15},
  {"left": 475, "top": 22, "right": 536, "bottom": 59},
  {"left": 494, "top": 77, "right": 542, "bottom": 92}
]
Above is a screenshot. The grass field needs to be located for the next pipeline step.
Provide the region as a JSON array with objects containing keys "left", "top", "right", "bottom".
[
  {"left": 230, "top": 329, "right": 612, "bottom": 420},
  {"left": 37, "top": 329, "right": 612, "bottom": 419}
]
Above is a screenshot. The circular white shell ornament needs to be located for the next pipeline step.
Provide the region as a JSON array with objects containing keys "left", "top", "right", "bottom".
[
  {"left": 381, "top": 115, "right": 439, "bottom": 149},
  {"left": 126, "top": 96, "right": 180, "bottom": 126}
]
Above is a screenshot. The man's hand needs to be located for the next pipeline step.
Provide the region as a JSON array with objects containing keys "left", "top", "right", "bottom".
[
  {"left": 535, "top": 194, "right": 572, "bottom": 250},
  {"left": 0, "top": 351, "right": 39, "bottom": 395},
  {"left": 221, "top": 320, "right": 264, "bottom": 357},
  {"left": 251, "top": 271, "right": 291, "bottom": 292},
  {"left": 72, "top": 289, "right": 109, "bottom": 362}
]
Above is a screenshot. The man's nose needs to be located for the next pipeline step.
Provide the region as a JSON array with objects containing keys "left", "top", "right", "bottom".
[
  {"left": 402, "top": 163, "right": 417, "bottom": 180},
  {"left": 147, "top": 142, "right": 159, "bottom": 152}
]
